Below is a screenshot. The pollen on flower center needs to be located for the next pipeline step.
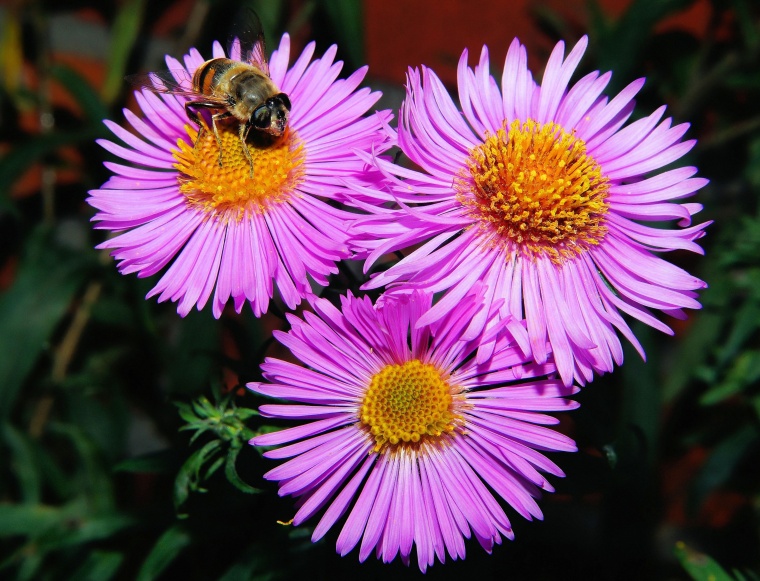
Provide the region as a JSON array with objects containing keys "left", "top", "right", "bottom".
[
  {"left": 173, "top": 120, "right": 305, "bottom": 220},
  {"left": 360, "top": 360, "right": 463, "bottom": 453},
  {"left": 459, "top": 119, "right": 610, "bottom": 263}
]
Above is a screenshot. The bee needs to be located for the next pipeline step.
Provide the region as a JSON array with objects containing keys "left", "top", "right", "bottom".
[{"left": 129, "top": 16, "right": 291, "bottom": 176}]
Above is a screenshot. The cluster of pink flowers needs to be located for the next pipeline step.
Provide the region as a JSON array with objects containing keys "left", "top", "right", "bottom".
[{"left": 89, "top": 32, "right": 708, "bottom": 571}]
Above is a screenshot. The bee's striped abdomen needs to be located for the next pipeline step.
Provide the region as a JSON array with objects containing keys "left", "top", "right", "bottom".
[{"left": 193, "top": 58, "right": 236, "bottom": 96}]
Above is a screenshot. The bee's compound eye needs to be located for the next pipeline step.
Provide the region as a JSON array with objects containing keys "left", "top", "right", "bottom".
[
  {"left": 252, "top": 106, "right": 271, "bottom": 129},
  {"left": 277, "top": 93, "right": 291, "bottom": 111}
]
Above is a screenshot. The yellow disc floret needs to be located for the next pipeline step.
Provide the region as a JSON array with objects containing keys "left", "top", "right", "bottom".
[
  {"left": 173, "top": 120, "right": 305, "bottom": 221},
  {"left": 360, "top": 360, "right": 464, "bottom": 453},
  {"left": 459, "top": 119, "right": 610, "bottom": 264}
]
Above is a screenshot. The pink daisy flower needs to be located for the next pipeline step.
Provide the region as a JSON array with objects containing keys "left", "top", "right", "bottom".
[
  {"left": 251, "top": 288, "right": 578, "bottom": 571},
  {"left": 88, "top": 35, "right": 389, "bottom": 317},
  {"left": 351, "top": 36, "right": 709, "bottom": 386}
]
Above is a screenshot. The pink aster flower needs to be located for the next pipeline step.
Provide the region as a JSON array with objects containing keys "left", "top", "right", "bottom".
[
  {"left": 251, "top": 288, "right": 578, "bottom": 572},
  {"left": 351, "top": 36, "right": 709, "bottom": 386},
  {"left": 88, "top": 35, "right": 389, "bottom": 317}
]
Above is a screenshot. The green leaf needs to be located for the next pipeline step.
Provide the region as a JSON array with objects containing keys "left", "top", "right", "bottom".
[
  {"left": 235, "top": 407, "right": 258, "bottom": 421},
  {"left": 745, "top": 137, "right": 760, "bottom": 191},
  {"left": 43, "top": 512, "right": 135, "bottom": 549},
  {"left": 752, "top": 395, "right": 760, "bottom": 422},
  {"left": 64, "top": 382, "right": 129, "bottom": 465},
  {"left": 15, "top": 551, "right": 43, "bottom": 581},
  {"left": 224, "top": 446, "right": 260, "bottom": 495},
  {"left": 0, "top": 502, "right": 132, "bottom": 545},
  {"left": 50, "top": 64, "right": 109, "bottom": 122},
  {"left": 174, "top": 440, "right": 222, "bottom": 511},
  {"left": 716, "top": 301, "right": 760, "bottom": 367},
  {"left": 0, "top": 503, "right": 61, "bottom": 536},
  {"left": 217, "top": 544, "right": 275, "bottom": 581},
  {"left": 590, "top": 0, "right": 697, "bottom": 88},
  {"left": 175, "top": 401, "right": 198, "bottom": 425},
  {"left": 192, "top": 396, "right": 215, "bottom": 420},
  {"left": 2, "top": 425, "right": 42, "bottom": 503},
  {"left": 0, "top": 227, "right": 91, "bottom": 419},
  {"left": 49, "top": 423, "right": 115, "bottom": 513},
  {"left": 700, "top": 350, "right": 760, "bottom": 405},
  {"left": 135, "top": 525, "right": 191, "bottom": 581},
  {"left": 69, "top": 550, "right": 124, "bottom": 581},
  {"left": 675, "top": 541, "right": 738, "bottom": 581},
  {"left": 247, "top": 0, "right": 285, "bottom": 43},
  {"left": 732, "top": 0, "right": 760, "bottom": 50},
  {"left": 164, "top": 310, "right": 221, "bottom": 396},
  {"left": 0, "top": 128, "right": 103, "bottom": 205},
  {"left": 114, "top": 449, "right": 178, "bottom": 474},
  {"left": 663, "top": 312, "right": 723, "bottom": 402},
  {"left": 202, "top": 455, "right": 225, "bottom": 481},
  {"left": 621, "top": 324, "right": 660, "bottom": 467},
  {"left": 317, "top": 0, "right": 364, "bottom": 68},
  {"left": 102, "top": 0, "right": 146, "bottom": 105},
  {"left": 688, "top": 425, "right": 759, "bottom": 515}
]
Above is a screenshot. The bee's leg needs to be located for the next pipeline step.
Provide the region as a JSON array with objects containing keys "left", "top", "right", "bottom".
[
  {"left": 184, "top": 102, "right": 205, "bottom": 145},
  {"left": 239, "top": 121, "right": 254, "bottom": 178},
  {"left": 210, "top": 112, "right": 232, "bottom": 167}
]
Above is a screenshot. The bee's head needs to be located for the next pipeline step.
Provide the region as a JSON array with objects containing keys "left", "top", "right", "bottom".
[{"left": 252, "top": 93, "right": 291, "bottom": 137}]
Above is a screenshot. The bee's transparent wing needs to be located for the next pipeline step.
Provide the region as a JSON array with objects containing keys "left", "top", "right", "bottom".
[
  {"left": 126, "top": 69, "right": 196, "bottom": 96},
  {"left": 228, "top": 9, "right": 270, "bottom": 76}
]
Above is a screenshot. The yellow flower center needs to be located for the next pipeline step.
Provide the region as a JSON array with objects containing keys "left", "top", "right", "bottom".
[
  {"left": 460, "top": 119, "right": 610, "bottom": 264},
  {"left": 360, "top": 360, "right": 464, "bottom": 453},
  {"left": 173, "top": 120, "right": 305, "bottom": 220}
]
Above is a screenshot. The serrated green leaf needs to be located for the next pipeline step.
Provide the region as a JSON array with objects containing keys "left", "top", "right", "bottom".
[{"left": 135, "top": 525, "right": 191, "bottom": 581}]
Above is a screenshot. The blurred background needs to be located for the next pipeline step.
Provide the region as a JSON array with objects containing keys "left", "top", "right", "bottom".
[{"left": 1, "top": 0, "right": 759, "bottom": 579}]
